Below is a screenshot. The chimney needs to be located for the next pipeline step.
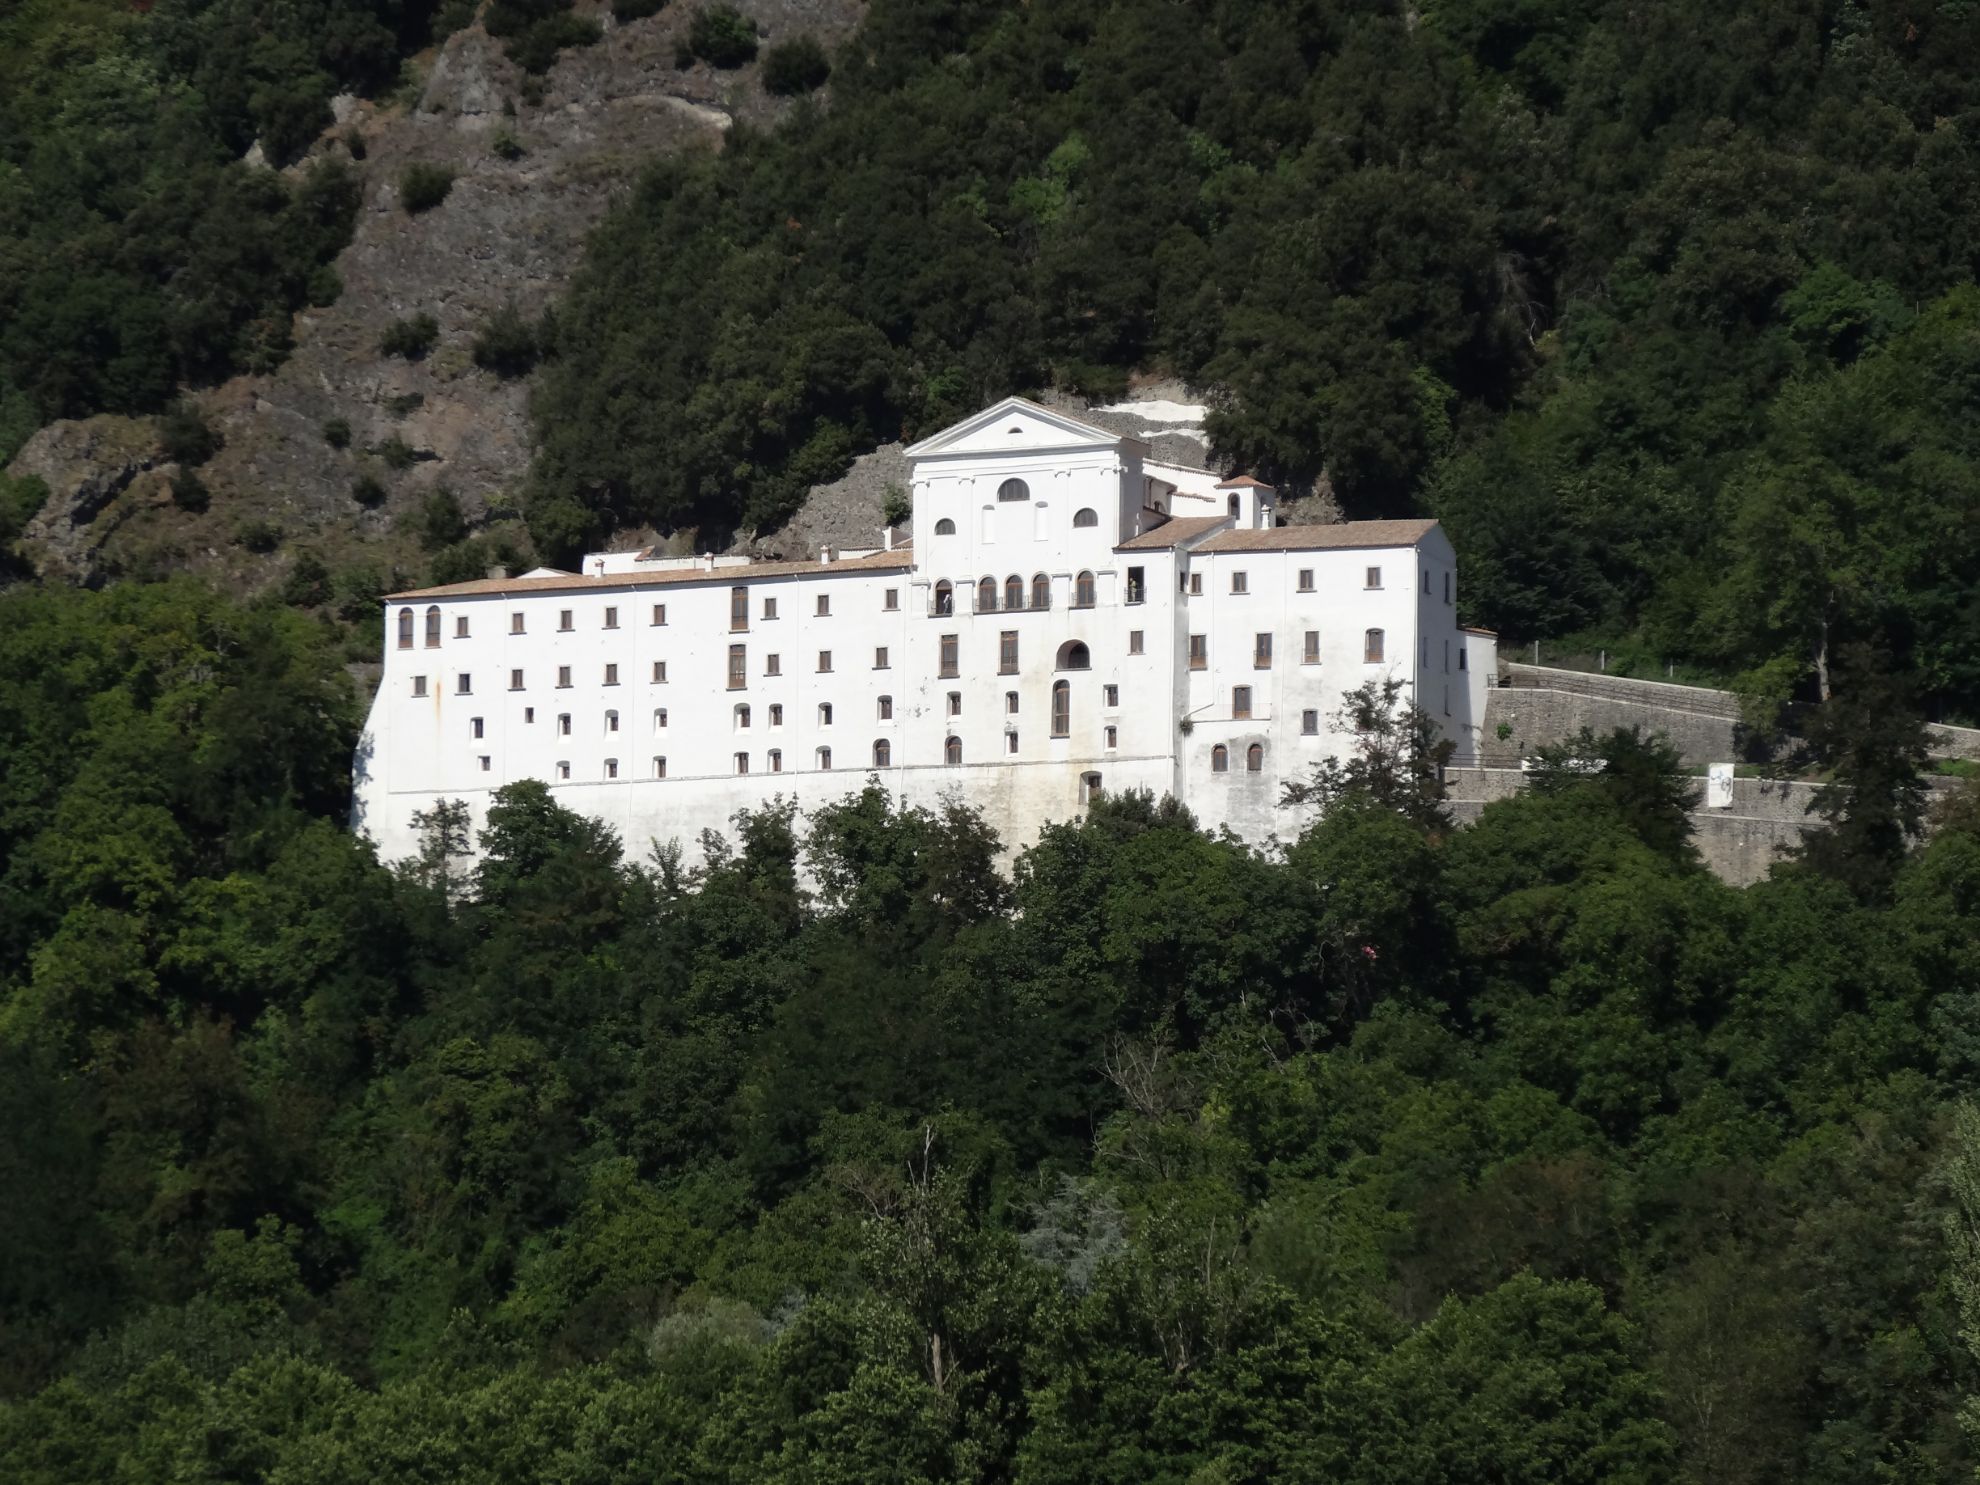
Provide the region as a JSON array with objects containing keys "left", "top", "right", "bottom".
[
  {"left": 819, "top": 545, "right": 835, "bottom": 565},
  {"left": 486, "top": 564, "right": 510, "bottom": 581},
  {"left": 701, "top": 552, "right": 714, "bottom": 572},
  {"left": 591, "top": 557, "right": 605, "bottom": 576},
  {"left": 882, "top": 527, "right": 893, "bottom": 552}
]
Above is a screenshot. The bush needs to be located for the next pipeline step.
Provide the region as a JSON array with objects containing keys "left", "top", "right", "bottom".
[
  {"left": 491, "top": 129, "right": 525, "bottom": 161},
  {"left": 399, "top": 163, "right": 456, "bottom": 213},
  {"left": 322, "top": 418, "right": 353, "bottom": 449},
  {"left": 881, "top": 482, "right": 910, "bottom": 527},
  {"left": 687, "top": 5, "right": 758, "bottom": 67},
  {"left": 281, "top": 551, "right": 332, "bottom": 607},
  {"left": 380, "top": 314, "right": 440, "bottom": 359},
  {"left": 0, "top": 473, "right": 48, "bottom": 546},
  {"left": 306, "top": 266, "right": 344, "bottom": 307},
  {"left": 377, "top": 436, "right": 418, "bottom": 471},
  {"left": 169, "top": 468, "right": 211, "bottom": 513},
  {"left": 472, "top": 302, "right": 541, "bottom": 379},
  {"left": 159, "top": 402, "right": 222, "bottom": 466},
  {"left": 761, "top": 35, "right": 829, "bottom": 94},
  {"left": 612, "top": 0, "right": 665, "bottom": 19},
  {"left": 352, "top": 473, "right": 388, "bottom": 508},
  {"left": 234, "top": 518, "right": 283, "bottom": 552},
  {"left": 487, "top": 0, "right": 603, "bottom": 72},
  {"left": 414, "top": 487, "right": 469, "bottom": 550},
  {"left": 386, "top": 392, "right": 426, "bottom": 417}
]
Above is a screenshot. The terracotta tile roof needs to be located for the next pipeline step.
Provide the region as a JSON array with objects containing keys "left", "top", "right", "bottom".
[
  {"left": 1462, "top": 626, "right": 1499, "bottom": 636},
  {"left": 1194, "top": 519, "right": 1439, "bottom": 554},
  {"left": 1114, "top": 515, "right": 1228, "bottom": 551},
  {"left": 387, "top": 548, "right": 915, "bottom": 601},
  {"left": 1214, "top": 474, "right": 1272, "bottom": 488}
]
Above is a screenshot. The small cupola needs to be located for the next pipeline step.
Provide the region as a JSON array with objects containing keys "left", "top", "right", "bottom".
[{"left": 1216, "top": 474, "right": 1277, "bottom": 529}]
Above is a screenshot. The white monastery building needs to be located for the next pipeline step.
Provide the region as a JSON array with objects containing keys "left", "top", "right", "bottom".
[{"left": 353, "top": 398, "right": 1497, "bottom": 864}]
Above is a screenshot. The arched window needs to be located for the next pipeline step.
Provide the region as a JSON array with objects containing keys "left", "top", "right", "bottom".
[
  {"left": 1072, "top": 507, "right": 1098, "bottom": 528},
  {"left": 397, "top": 608, "right": 414, "bottom": 649},
  {"left": 1055, "top": 640, "right": 1090, "bottom": 671},
  {"left": 1364, "top": 628, "right": 1385, "bottom": 664},
  {"left": 1228, "top": 493, "right": 1240, "bottom": 520},
  {"left": 1031, "top": 573, "right": 1049, "bottom": 609},
  {"left": 1005, "top": 574, "right": 1024, "bottom": 609},
  {"left": 998, "top": 478, "right": 1029, "bottom": 502},
  {"left": 424, "top": 606, "right": 441, "bottom": 647},
  {"left": 768, "top": 748, "right": 782, "bottom": 772},
  {"left": 1073, "top": 571, "right": 1096, "bottom": 608},
  {"left": 873, "top": 738, "right": 891, "bottom": 767},
  {"left": 605, "top": 709, "right": 619, "bottom": 733},
  {"left": 934, "top": 580, "right": 953, "bottom": 616},
  {"left": 934, "top": 517, "right": 956, "bottom": 535},
  {"left": 1212, "top": 744, "right": 1229, "bottom": 773},
  {"left": 653, "top": 708, "right": 668, "bottom": 731},
  {"left": 605, "top": 758, "right": 619, "bottom": 779},
  {"left": 653, "top": 756, "right": 667, "bottom": 778},
  {"left": 945, "top": 735, "right": 962, "bottom": 765},
  {"left": 1051, "top": 679, "right": 1070, "bottom": 737},
  {"left": 735, "top": 703, "right": 751, "bottom": 729},
  {"left": 1246, "top": 743, "right": 1264, "bottom": 773},
  {"left": 977, "top": 576, "right": 997, "bottom": 612},
  {"left": 817, "top": 746, "right": 832, "bottom": 770}
]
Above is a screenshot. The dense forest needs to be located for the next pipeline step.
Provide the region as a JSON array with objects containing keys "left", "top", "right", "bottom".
[{"left": 3, "top": 580, "right": 1980, "bottom": 1481}]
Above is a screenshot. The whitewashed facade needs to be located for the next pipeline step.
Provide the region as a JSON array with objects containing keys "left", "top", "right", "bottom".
[{"left": 352, "top": 399, "right": 1496, "bottom": 864}]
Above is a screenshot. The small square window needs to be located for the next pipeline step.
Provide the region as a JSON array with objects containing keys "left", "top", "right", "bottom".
[
  {"left": 766, "top": 653, "right": 782, "bottom": 677},
  {"left": 1189, "top": 573, "right": 1203, "bottom": 596},
  {"left": 1301, "top": 709, "right": 1319, "bottom": 735},
  {"left": 605, "top": 758, "right": 619, "bottom": 779},
  {"left": 603, "top": 663, "right": 619, "bottom": 685},
  {"left": 948, "top": 692, "right": 962, "bottom": 717},
  {"left": 1297, "top": 569, "right": 1314, "bottom": 592},
  {"left": 470, "top": 717, "right": 485, "bottom": 739},
  {"left": 1232, "top": 685, "right": 1252, "bottom": 719},
  {"left": 878, "top": 695, "right": 893, "bottom": 720},
  {"left": 478, "top": 755, "right": 491, "bottom": 771},
  {"left": 654, "top": 708, "right": 668, "bottom": 730},
  {"left": 1188, "top": 635, "right": 1207, "bottom": 670},
  {"left": 556, "top": 760, "right": 571, "bottom": 780},
  {"left": 1364, "top": 566, "right": 1382, "bottom": 590},
  {"left": 769, "top": 703, "right": 784, "bottom": 726},
  {"left": 652, "top": 661, "right": 668, "bottom": 683},
  {"left": 816, "top": 594, "right": 831, "bottom": 617},
  {"left": 412, "top": 675, "right": 428, "bottom": 697},
  {"left": 817, "top": 650, "right": 833, "bottom": 673},
  {"left": 763, "top": 596, "right": 778, "bottom": 620},
  {"left": 1303, "top": 631, "right": 1320, "bottom": 664},
  {"left": 524, "top": 707, "right": 535, "bottom": 723},
  {"left": 558, "top": 714, "right": 572, "bottom": 736},
  {"left": 559, "top": 609, "right": 574, "bottom": 631},
  {"left": 769, "top": 749, "right": 782, "bottom": 773},
  {"left": 604, "top": 606, "right": 619, "bottom": 629},
  {"left": 509, "top": 668, "right": 524, "bottom": 690},
  {"left": 456, "top": 673, "right": 472, "bottom": 695},
  {"left": 1128, "top": 630, "right": 1143, "bottom": 655},
  {"left": 455, "top": 616, "right": 470, "bottom": 638},
  {"left": 651, "top": 603, "right": 667, "bottom": 625},
  {"left": 1105, "top": 725, "right": 1117, "bottom": 749},
  {"left": 653, "top": 756, "right": 667, "bottom": 778},
  {"left": 734, "top": 752, "right": 749, "bottom": 776},
  {"left": 1231, "top": 571, "right": 1248, "bottom": 594},
  {"left": 818, "top": 703, "right": 833, "bottom": 726},
  {"left": 884, "top": 588, "right": 900, "bottom": 611},
  {"left": 511, "top": 612, "right": 525, "bottom": 634},
  {"left": 875, "top": 646, "right": 890, "bottom": 669},
  {"left": 1104, "top": 684, "right": 1119, "bottom": 707},
  {"left": 557, "top": 666, "right": 572, "bottom": 688}
]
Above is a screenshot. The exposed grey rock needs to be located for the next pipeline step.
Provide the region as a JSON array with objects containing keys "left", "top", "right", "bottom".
[{"left": 10, "top": 415, "right": 168, "bottom": 584}]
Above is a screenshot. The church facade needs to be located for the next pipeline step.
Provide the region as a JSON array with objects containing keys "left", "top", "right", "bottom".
[{"left": 352, "top": 398, "right": 1495, "bottom": 865}]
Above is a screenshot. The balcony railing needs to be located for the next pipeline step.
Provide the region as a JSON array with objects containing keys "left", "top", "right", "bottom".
[{"left": 973, "top": 593, "right": 1053, "bottom": 615}]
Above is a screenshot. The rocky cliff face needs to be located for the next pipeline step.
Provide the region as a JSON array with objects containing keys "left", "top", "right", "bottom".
[{"left": 7, "top": 0, "right": 860, "bottom": 588}]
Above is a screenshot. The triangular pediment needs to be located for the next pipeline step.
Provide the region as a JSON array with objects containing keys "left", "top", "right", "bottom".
[{"left": 903, "top": 396, "right": 1125, "bottom": 459}]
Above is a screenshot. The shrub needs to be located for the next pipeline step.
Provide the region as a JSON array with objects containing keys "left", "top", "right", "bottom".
[
  {"left": 352, "top": 473, "right": 388, "bottom": 508},
  {"left": 761, "top": 35, "right": 829, "bottom": 95},
  {"left": 487, "top": 0, "right": 603, "bottom": 72},
  {"left": 687, "top": 5, "right": 758, "bottom": 67},
  {"left": 282, "top": 551, "right": 333, "bottom": 607},
  {"left": 415, "top": 487, "right": 469, "bottom": 550},
  {"left": 380, "top": 314, "right": 440, "bottom": 359},
  {"left": 472, "top": 302, "right": 541, "bottom": 379},
  {"left": 234, "top": 518, "right": 284, "bottom": 552},
  {"left": 881, "top": 482, "right": 910, "bottom": 527},
  {"left": 159, "top": 402, "right": 222, "bottom": 466},
  {"left": 169, "top": 467, "right": 211, "bottom": 513},
  {"left": 322, "top": 418, "right": 353, "bottom": 449},
  {"left": 306, "top": 266, "right": 344, "bottom": 307},
  {"left": 386, "top": 392, "right": 426, "bottom": 417},
  {"left": 377, "top": 436, "right": 418, "bottom": 471},
  {"left": 0, "top": 473, "right": 49, "bottom": 546},
  {"left": 491, "top": 129, "right": 525, "bottom": 161},
  {"left": 399, "top": 163, "right": 456, "bottom": 213}
]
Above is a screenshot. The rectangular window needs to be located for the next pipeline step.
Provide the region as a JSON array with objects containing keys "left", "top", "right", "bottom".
[
  {"left": 763, "top": 596, "right": 778, "bottom": 620},
  {"left": 412, "top": 675, "right": 428, "bottom": 697},
  {"left": 524, "top": 707, "right": 535, "bottom": 723},
  {"left": 1232, "top": 685, "right": 1252, "bottom": 719},
  {"left": 727, "top": 645, "right": 745, "bottom": 690},
  {"left": 651, "top": 603, "right": 667, "bottom": 625},
  {"left": 1231, "top": 571, "right": 1248, "bottom": 594},
  {"left": 1364, "top": 629, "right": 1385, "bottom": 664},
  {"left": 1007, "top": 731, "right": 1019, "bottom": 755},
  {"left": 652, "top": 661, "right": 668, "bottom": 683},
  {"left": 509, "top": 668, "right": 524, "bottom": 690},
  {"left": 470, "top": 717, "right": 485, "bottom": 739},
  {"left": 654, "top": 709, "right": 668, "bottom": 730},
  {"left": 816, "top": 594, "right": 831, "bottom": 617},
  {"left": 1104, "top": 684, "right": 1119, "bottom": 708},
  {"left": 878, "top": 695, "right": 893, "bottom": 720},
  {"left": 884, "top": 588, "right": 899, "bottom": 611},
  {"left": 605, "top": 758, "right": 619, "bottom": 779},
  {"left": 769, "top": 749, "right": 782, "bottom": 773},
  {"left": 455, "top": 615, "right": 470, "bottom": 638},
  {"left": 939, "top": 634, "right": 959, "bottom": 678},
  {"left": 1302, "top": 709, "right": 1319, "bottom": 735},
  {"left": 557, "top": 665, "right": 572, "bottom": 688},
  {"left": 653, "top": 757, "right": 667, "bottom": 778},
  {"left": 478, "top": 755, "right": 491, "bottom": 772},
  {"left": 1126, "top": 566, "right": 1145, "bottom": 605},
  {"left": 1297, "top": 569, "right": 1314, "bottom": 592},
  {"left": 558, "top": 714, "right": 572, "bottom": 735},
  {"left": 1128, "top": 630, "right": 1143, "bottom": 656},
  {"left": 1189, "top": 572, "right": 1203, "bottom": 596},
  {"left": 1006, "top": 690, "right": 1019, "bottom": 715},
  {"left": 1051, "top": 684, "right": 1070, "bottom": 737},
  {"left": 1105, "top": 725, "right": 1117, "bottom": 749},
  {"left": 1444, "top": 572, "right": 1452, "bottom": 605},
  {"left": 817, "top": 747, "right": 832, "bottom": 770},
  {"left": 456, "top": 673, "right": 472, "bottom": 695},
  {"left": 766, "top": 653, "right": 782, "bottom": 676},
  {"left": 948, "top": 692, "right": 962, "bottom": 718},
  {"left": 769, "top": 704, "right": 783, "bottom": 727},
  {"left": 603, "top": 663, "right": 619, "bottom": 685},
  {"left": 817, "top": 650, "right": 832, "bottom": 673},
  {"left": 1188, "top": 634, "right": 1207, "bottom": 670},
  {"left": 556, "top": 761, "right": 571, "bottom": 780},
  {"left": 559, "top": 609, "right": 573, "bottom": 631},
  {"left": 874, "top": 646, "right": 890, "bottom": 669},
  {"left": 999, "top": 630, "right": 1018, "bottom": 674},
  {"left": 604, "top": 605, "right": 619, "bottom": 629},
  {"left": 1459, "top": 647, "right": 1468, "bottom": 672},
  {"left": 1254, "top": 633, "right": 1272, "bottom": 669},
  {"left": 1365, "top": 566, "right": 1382, "bottom": 589},
  {"left": 730, "top": 587, "right": 748, "bottom": 631},
  {"left": 1303, "top": 630, "right": 1320, "bottom": 664},
  {"left": 511, "top": 612, "right": 525, "bottom": 634},
  {"left": 818, "top": 703, "right": 833, "bottom": 726},
  {"left": 1422, "top": 569, "right": 1431, "bottom": 595},
  {"left": 734, "top": 752, "right": 749, "bottom": 775}
]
